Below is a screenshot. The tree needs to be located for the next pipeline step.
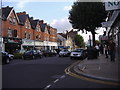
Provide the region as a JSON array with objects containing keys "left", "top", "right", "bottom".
[
  {"left": 74, "top": 34, "right": 85, "bottom": 48},
  {"left": 69, "top": 2, "right": 107, "bottom": 46}
]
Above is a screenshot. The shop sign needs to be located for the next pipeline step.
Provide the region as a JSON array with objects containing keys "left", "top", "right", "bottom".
[
  {"left": 105, "top": 0, "right": 120, "bottom": 11},
  {"left": 101, "top": 36, "right": 108, "bottom": 40},
  {"left": 22, "top": 40, "right": 34, "bottom": 46}
]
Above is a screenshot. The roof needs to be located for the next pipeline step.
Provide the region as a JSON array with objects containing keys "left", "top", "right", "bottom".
[
  {"left": 58, "top": 33, "right": 67, "bottom": 39},
  {"left": 40, "top": 24, "right": 46, "bottom": 32},
  {"left": 17, "top": 14, "right": 29, "bottom": 25},
  {"left": 2, "top": 6, "right": 13, "bottom": 20},
  {"left": 30, "top": 19, "right": 39, "bottom": 29}
]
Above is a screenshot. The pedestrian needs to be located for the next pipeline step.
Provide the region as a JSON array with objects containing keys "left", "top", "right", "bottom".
[
  {"left": 108, "top": 39, "right": 116, "bottom": 61},
  {"left": 95, "top": 44, "right": 100, "bottom": 57},
  {"left": 99, "top": 44, "right": 104, "bottom": 54},
  {"left": 104, "top": 44, "right": 108, "bottom": 58}
]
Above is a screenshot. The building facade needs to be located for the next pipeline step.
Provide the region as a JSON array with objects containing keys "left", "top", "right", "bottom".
[
  {"left": 1, "top": 6, "right": 58, "bottom": 53},
  {"left": 102, "top": 1, "right": 120, "bottom": 61}
]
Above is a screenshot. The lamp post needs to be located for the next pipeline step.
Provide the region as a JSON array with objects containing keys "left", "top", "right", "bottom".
[
  {"left": 0, "top": 0, "right": 2, "bottom": 90},
  {"left": 0, "top": 0, "right": 2, "bottom": 51},
  {"left": 89, "top": 35, "right": 91, "bottom": 47}
]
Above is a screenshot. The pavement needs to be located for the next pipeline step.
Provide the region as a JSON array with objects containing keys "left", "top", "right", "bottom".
[{"left": 74, "top": 54, "right": 120, "bottom": 82}]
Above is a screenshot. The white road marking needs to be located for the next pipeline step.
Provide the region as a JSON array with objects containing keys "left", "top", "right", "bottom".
[
  {"left": 54, "top": 79, "right": 59, "bottom": 83},
  {"left": 44, "top": 84, "right": 52, "bottom": 90},
  {"left": 98, "top": 66, "right": 101, "bottom": 70},
  {"left": 60, "top": 75, "right": 65, "bottom": 79}
]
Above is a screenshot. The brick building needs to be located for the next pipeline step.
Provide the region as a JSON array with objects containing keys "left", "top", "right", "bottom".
[{"left": 1, "top": 6, "right": 58, "bottom": 53}]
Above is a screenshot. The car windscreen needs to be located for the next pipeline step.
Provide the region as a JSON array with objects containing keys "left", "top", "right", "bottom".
[
  {"left": 72, "top": 49, "right": 83, "bottom": 52},
  {"left": 62, "top": 50, "right": 69, "bottom": 52}
]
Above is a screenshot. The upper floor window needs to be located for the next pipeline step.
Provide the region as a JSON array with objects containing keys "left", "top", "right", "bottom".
[
  {"left": 8, "top": 29, "right": 12, "bottom": 37},
  {"left": 13, "top": 18, "right": 16, "bottom": 25},
  {"left": 13, "top": 30, "right": 17, "bottom": 37},
  {"left": 25, "top": 22, "right": 30, "bottom": 29},
  {"left": 9, "top": 17, "right": 12, "bottom": 24},
  {"left": 36, "top": 35, "right": 39, "bottom": 40},
  {"left": 24, "top": 32, "right": 27, "bottom": 39},
  {"left": 28, "top": 33, "right": 32, "bottom": 39},
  {"left": 36, "top": 26, "right": 41, "bottom": 32}
]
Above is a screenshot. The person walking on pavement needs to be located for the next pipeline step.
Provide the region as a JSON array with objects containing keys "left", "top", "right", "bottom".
[
  {"left": 108, "top": 39, "right": 116, "bottom": 61},
  {"left": 95, "top": 44, "right": 100, "bottom": 57},
  {"left": 104, "top": 44, "right": 108, "bottom": 58}
]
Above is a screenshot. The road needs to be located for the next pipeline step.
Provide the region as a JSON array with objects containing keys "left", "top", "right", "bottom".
[{"left": 2, "top": 55, "right": 118, "bottom": 89}]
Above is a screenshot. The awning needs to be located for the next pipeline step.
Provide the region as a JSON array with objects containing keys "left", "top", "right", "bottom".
[{"left": 101, "top": 10, "right": 120, "bottom": 27}]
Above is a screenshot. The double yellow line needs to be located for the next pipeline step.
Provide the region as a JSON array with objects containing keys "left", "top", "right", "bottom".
[{"left": 65, "top": 61, "right": 120, "bottom": 86}]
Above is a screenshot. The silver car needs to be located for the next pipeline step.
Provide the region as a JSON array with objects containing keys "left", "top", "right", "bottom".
[
  {"left": 59, "top": 49, "right": 71, "bottom": 57},
  {"left": 70, "top": 48, "right": 87, "bottom": 60}
]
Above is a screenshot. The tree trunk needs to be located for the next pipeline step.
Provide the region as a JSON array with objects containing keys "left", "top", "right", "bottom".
[{"left": 91, "top": 31, "right": 95, "bottom": 47}]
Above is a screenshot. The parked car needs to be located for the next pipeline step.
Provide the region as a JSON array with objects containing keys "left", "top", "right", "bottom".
[
  {"left": 0, "top": 51, "right": 10, "bottom": 64},
  {"left": 70, "top": 48, "right": 87, "bottom": 60},
  {"left": 37, "top": 50, "right": 44, "bottom": 57},
  {"left": 43, "top": 50, "right": 57, "bottom": 57},
  {"left": 22, "top": 50, "right": 42, "bottom": 59},
  {"left": 2, "top": 51, "right": 14, "bottom": 60},
  {"left": 59, "top": 49, "right": 71, "bottom": 57}
]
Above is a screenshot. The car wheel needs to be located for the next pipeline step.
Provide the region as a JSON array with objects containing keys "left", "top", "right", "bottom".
[
  {"left": 10, "top": 56, "right": 14, "bottom": 60},
  {"left": 22, "top": 56, "right": 25, "bottom": 60},
  {"left": 40, "top": 55, "right": 42, "bottom": 58},
  {"left": 32, "top": 56, "right": 35, "bottom": 59},
  {"left": 70, "top": 57, "right": 73, "bottom": 60},
  {"left": 6, "top": 58, "right": 10, "bottom": 64}
]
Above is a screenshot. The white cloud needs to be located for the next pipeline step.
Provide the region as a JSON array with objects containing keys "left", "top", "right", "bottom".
[
  {"left": 16, "top": 0, "right": 32, "bottom": 9},
  {"left": 64, "top": 6, "right": 72, "bottom": 11},
  {"left": 50, "top": 17, "right": 72, "bottom": 33}
]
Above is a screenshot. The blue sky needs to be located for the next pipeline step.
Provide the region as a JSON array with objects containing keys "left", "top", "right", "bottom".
[
  {"left": 2, "top": 0, "right": 104, "bottom": 42},
  {"left": 2, "top": 1, "right": 74, "bottom": 33}
]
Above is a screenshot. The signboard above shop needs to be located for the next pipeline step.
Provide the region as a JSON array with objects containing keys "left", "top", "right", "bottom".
[{"left": 105, "top": 0, "right": 120, "bottom": 11}]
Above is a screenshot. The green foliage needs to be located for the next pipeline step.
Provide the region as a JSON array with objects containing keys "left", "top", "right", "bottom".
[
  {"left": 69, "top": 2, "right": 107, "bottom": 46},
  {"left": 14, "top": 53, "right": 23, "bottom": 59},
  {"left": 74, "top": 34, "right": 85, "bottom": 48}
]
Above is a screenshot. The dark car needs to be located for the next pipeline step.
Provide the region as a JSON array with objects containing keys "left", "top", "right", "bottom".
[
  {"left": 43, "top": 50, "right": 57, "bottom": 57},
  {"left": 22, "top": 50, "right": 42, "bottom": 59},
  {"left": 0, "top": 51, "right": 10, "bottom": 64},
  {"left": 59, "top": 49, "right": 71, "bottom": 57},
  {"left": 2, "top": 51, "right": 14, "bottom": 60},
  {"left": 70, "top": 48, "right": 87, "bottom": 60},
  {"left": 37, "top": 50, "right": 44, "bottom": 57}
]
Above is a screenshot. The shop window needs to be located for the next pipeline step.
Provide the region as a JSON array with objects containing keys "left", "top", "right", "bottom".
[
  {"left": 8, "top": 29, "right": 12, "bottom": 37},
  {"left": 9, "top": 17, "right": 12, "bottom": 24}
]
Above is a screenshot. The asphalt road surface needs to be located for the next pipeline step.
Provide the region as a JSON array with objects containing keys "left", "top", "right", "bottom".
[{"left": 2, "top": 55, "right": 118, "bottom": 89}]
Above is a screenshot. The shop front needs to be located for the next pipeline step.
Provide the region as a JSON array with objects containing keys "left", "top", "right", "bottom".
[
  {"left": 22, "top": 39, "right": 35, "bottom": 50},
  {"left": 3, "top": 37, "right": 22, "bottom": 54}
]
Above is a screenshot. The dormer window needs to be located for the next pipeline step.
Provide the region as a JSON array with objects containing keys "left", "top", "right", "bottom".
[
  {"left": 9, "top": 17, "right": 12, "bottom": 24},
  {"left": 25, "top": 21, "right": 30, "bottom": 29},
  {"left": 36, "top": 26, "right": 41, "bottom": 32},
  {"left": 13, "top": 18, "right": 16, "bottom": 25}
]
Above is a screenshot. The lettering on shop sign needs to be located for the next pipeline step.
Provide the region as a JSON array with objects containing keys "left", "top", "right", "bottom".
[{"left": 105, "top": 0, "right": 120, "bottom": 11}]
